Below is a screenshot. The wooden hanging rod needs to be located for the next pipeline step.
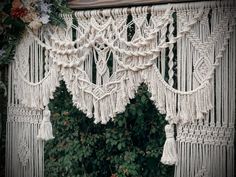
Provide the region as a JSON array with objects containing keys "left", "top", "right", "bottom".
[{"left": 68, "top": 0, "right": 211, "bottom": 10}]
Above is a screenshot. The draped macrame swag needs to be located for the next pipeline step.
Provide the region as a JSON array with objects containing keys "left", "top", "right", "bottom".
[{"left": 5, "top": 1, "right": 236, "bottom": 177}]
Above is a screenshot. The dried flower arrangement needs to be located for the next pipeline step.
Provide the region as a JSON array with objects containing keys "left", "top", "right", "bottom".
[{"left": 0, "top": 0, "right": 70, "bottom": 64}]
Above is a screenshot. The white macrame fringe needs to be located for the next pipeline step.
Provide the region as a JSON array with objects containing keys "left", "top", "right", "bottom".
[
  {"left": 37, "top": 106, "right": 54, "bottom": 141},
  {"left": 13, "top": 1, "right": 235, "bottom": 125},
  {"left": 6, "top": 106, "right": 45, "bottom": 177},
  {"left": 161, "top": 124, "right": 178, "bottom": 165},
  {"left": 9, "top": 2, "right": 236, "bottom": 176}
]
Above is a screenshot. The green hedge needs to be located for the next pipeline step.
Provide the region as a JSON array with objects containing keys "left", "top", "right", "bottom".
[{"left": 45, "top": 81, "right": 174, "bottom": 177}]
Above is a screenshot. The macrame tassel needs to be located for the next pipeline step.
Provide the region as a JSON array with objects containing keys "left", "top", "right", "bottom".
[
  {"left": 161, "top": 123, "right": 178, "bottom": 165},
  {"left": 37, "top": 106, "right": 54, "bottom": 141}
]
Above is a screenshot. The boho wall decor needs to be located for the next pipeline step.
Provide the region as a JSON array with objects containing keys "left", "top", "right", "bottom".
[{"left": 5, "top": 1, "right": 235, "bottom": 177}]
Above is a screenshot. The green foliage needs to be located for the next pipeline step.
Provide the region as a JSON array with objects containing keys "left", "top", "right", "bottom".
[
  {"left": 0, "top": 0, "right": 71, "bottom": 64},
  {"left": 0, "top": 3, "right": 26, "bottom": 64},
  {"left": 45, "top": 81, "right": 174, "bottom": 177},
  {"left": 49, "top": 0, "right": 72, "bottom": 27}
]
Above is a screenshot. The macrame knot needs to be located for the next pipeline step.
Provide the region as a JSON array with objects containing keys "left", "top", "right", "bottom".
[
  {"left": 161, "top": 124, "right": 178, "bottom": 165},
  {"left": 37, "top": 106, "right": 54, "bottom": 141}
]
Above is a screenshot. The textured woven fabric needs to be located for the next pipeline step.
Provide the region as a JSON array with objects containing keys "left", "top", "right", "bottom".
[{"left": 5, "top": 1, "right": 236, "bottom": 177}]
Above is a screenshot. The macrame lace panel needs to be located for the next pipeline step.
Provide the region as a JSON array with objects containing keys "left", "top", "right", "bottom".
[
  {"left": 5, "top": 1, "right": 236, "bottom": 177},
  {"left": 13, "top": 3, "right": 236, "bottom": 125}
]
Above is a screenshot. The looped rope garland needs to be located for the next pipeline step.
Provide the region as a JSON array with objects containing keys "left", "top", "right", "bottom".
[{"left": 10, "top": 1, "right": 236, "bottom": 167}]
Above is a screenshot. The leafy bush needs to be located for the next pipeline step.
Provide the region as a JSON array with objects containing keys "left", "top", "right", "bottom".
[{"left": 45, "top": 81, "right": 174, "bottom": 177}]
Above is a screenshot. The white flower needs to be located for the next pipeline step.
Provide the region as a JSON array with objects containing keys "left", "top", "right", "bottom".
[
  {"left": 40, "top": 14, "right": 50, "bottom": 24},
  {"left": 39, "top": 1, "right": 51, "bottom": 13},
  {"left": 29, "top": 19, "right": 42, "bottom": 30}
]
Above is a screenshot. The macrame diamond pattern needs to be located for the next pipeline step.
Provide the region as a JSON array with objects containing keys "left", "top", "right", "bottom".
[
  {"left": 194, "top": 58, "right": 212, "bottom": 83},
  {"left": 5, "top": 2, "right": 236, "bottom": 176},
  {"left": 12, "top": 5, "right": 236, "bottom": 125},
  {"left": 18, "top": 131, "right": 30, "bottom": 166}
]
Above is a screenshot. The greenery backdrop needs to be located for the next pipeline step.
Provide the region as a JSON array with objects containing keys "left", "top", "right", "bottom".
[{"left": 45, "top": 81, "right": 174, "bottom": 177}]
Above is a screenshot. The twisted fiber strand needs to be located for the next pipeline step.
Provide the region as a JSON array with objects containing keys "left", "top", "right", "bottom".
[{"left": 168, "top": 12, "right": 175, "bottom": 87}]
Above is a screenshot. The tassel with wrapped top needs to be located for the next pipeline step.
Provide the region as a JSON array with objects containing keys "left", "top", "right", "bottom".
[
  {"left": 161, "top": 123, "right": 178, "bottom": 165},
  {"left": 37, "top": 106, "right": 54, "bottom": 141}
]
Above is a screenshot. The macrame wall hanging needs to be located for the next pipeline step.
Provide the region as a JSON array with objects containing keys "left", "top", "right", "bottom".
[{"left": 5, "top": 1, "right": 236, "bottom": 177}]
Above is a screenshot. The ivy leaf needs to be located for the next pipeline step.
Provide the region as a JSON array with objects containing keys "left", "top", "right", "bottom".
[{"left": 141, "top": 95, "right": 146, "bottom": 104}]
